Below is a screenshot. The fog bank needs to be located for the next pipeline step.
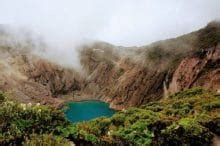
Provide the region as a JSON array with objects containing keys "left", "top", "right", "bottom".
[{"left": 0, "top": 0, "right": 219, "bottom": 69}]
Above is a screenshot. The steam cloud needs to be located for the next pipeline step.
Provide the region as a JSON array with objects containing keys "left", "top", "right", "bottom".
[{"left": 0, "top": 0, "right": 220, "bottom": 69}]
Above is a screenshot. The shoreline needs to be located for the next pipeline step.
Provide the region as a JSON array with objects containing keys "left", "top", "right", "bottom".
[{"left": 56, "top": 94, "right": 123, "bottom": 111}]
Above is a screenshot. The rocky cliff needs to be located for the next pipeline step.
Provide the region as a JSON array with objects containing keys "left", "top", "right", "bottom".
[
  {"left": 169, "top": 45, "right": 220, "bottom": 94},
  {"left": 0, "top": 28, "right": 83, "bottom": 105},
  {"left": 79, "top": 22, "right": 220, "bottom": 109},
  {"left": 0, "top": 22, "right": 219, "bottom": 109}
]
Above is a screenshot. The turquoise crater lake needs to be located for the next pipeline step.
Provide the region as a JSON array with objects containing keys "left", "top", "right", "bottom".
[{"left": 64, "top": 101, "right": 116, "bottom": 123}]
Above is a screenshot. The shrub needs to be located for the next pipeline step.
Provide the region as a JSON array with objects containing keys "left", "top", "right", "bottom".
[
  {"left": 0, "top": 99, "right": 70, "bottom": 145},
  {"left": 0, "top": 92, "right": 5, "bottom": 103},
  {"left": 196, "top": 21, "right": 220, "bottom": 50},
  {"left": 202, "top": 101, "right": 220, "bottom": 111},
  {"left": 113, "top": 121, "right": 153, "bottom": 145},
  {"left": 169, "top": 87, "right": 205, "bottom": 99},
  {"left": 23, "top": 134, "right": 71, "bottom": 146},
  {"left": 74, "top": 87, "right": 219, "bottom": 145},
  {"left": 147, "top": 46, "right": 171, "bottom": 62},
  {"left": 55, "top": 125, "right": 79, "bottom": 139},
  {"left": 161, "top": 118, "right": 214, "bottom": 145},
  {"left": 1, "top": 87, "right": 219, "bottom": 145}
]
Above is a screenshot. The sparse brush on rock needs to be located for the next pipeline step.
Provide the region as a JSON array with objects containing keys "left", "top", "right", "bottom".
[
  {"left": 0, "top": 92, "right": 5, "bottom": 103},
  {"left": 196, "top": 21, "right": 220, "bottom": 50}
]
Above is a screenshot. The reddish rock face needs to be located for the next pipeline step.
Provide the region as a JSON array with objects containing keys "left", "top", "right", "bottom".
[
  {"left": 0, "top": 22, "right": 219, "bottom": 109},
  {"left": 168, "top": 44, "right": 220, "bottom": 94},
  {"left": 79, "top": 39, "right": 220, "bottom": 109},
  {"left": 19, "top": 56, "right": 82, "bottom": 95}
]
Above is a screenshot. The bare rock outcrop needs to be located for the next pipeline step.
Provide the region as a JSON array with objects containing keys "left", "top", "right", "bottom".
[
  {"left": 79, "top": 22, "right": 220, "bottom": 109},
  {"left": 168, "top": 44, "right": 220, "bottom": 94},
  {"left": 0, "top": 50, "right": 82, "bottom": 105},
  {"left": 17, "top": 55, "right": 82, "bottom": 95}
]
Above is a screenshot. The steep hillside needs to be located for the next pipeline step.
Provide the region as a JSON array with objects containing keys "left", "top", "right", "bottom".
[
  {"left": 0, "top": 28, "right": 82, "bottom": 105},
  {"left": 79, "top": 22, "right": 220, "bottom": 109},
  {"left": 0, "top": 22, "right": 219, "bottom": 110}
]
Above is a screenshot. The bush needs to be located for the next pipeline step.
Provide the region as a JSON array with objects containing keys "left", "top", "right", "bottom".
[
  {"left": 0, "top": 92, "right": 5, "bottom": 103},
  {"left": 196, "top": 21, "right": 220, "bottom": 50},
  {"left": 169, "top": 87, "right": 205, "bottom": 99},
  {"left": 202, "top": 101, "right": 220, "bottom": 111},
  {"left": 74, "top": 87, "right": 219, "bottom": 145},
  {"left": 113, "top": 121, "right": 153, "bottom": 145},
  {"left": 147, "top": 46, "right": 171, "bottom": 62},
  {"left": 0, "top": 87, "right": 219, "bottom": 145},
  {"left": 161, "top": 118, "right": 214, "bottom": 145},
  {"left": 0, "top": 99, "right": 70, "bottom": 145},
  {"left": 23, "top": 134, "right": 71, "bottom": 146}
]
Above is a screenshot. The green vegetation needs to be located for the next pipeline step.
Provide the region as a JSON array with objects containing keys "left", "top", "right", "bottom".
[
  {"left": 196, "top": 21, "right": 220, "bottom": 50},
  {"left": 74, "top": 87, "right": 220, "bottom": 145},
  {"left": 0, "top": 87, "right": 219, "bottom": 145},
  {"left": 23, "top": 134, "right": 71, "bottom": 146},
  {"left": 0, "top": 92, "right": 5, "bottom": 103},
  {"left": 143, "top": 21, "right": 220, "bottom": 71},
  {"left": 147, "top": 46, "right": 171, "bottom": 62},
  {"left": 0, "top": 95, "right": 71, "bottom": 145}
]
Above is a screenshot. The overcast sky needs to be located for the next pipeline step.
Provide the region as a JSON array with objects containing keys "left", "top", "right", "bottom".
[{"left": 0, "top": 0, "right": 220, "bottom": 47}]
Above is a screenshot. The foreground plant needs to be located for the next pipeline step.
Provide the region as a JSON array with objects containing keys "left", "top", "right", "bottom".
[
  {"left": 0, "top": 92, "right": 71, "bottom": 145},
  {"left": 0, "top": 87, "right": 219, "bottom": 145},
  {"left": 75, "top": 87, "right": 220, "bottom": 145}
]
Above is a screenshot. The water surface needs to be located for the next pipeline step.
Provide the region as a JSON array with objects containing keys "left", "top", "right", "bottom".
[{"left": 65, "top": 101, "right": 115, "bottom": 123}]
